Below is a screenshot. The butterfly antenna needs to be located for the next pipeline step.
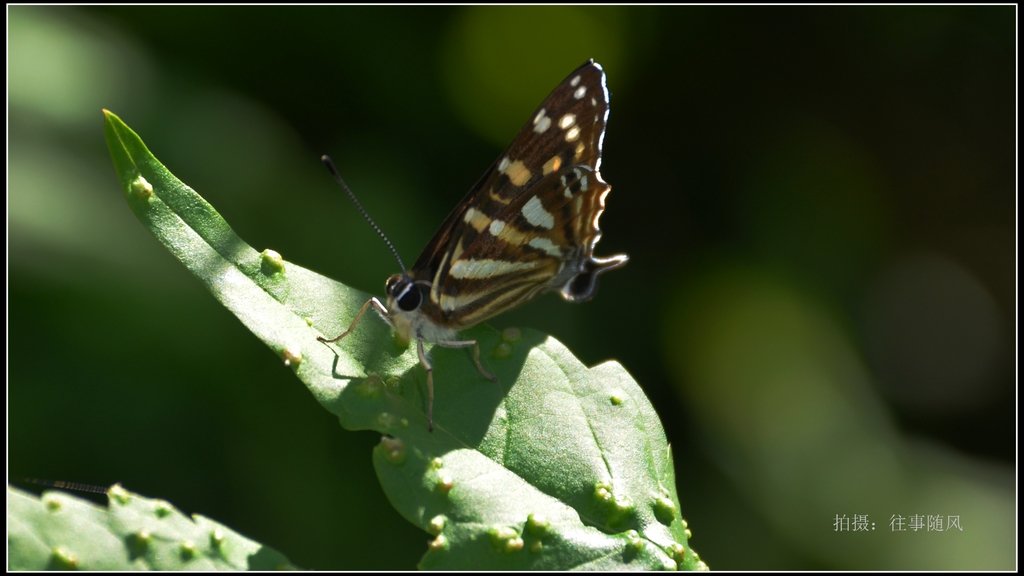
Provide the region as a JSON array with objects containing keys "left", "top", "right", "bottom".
[{"left": 321, "top": 155, "right": 406, "bottom": 272}]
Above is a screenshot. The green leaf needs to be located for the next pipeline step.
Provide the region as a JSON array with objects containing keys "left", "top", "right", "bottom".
[
  {"left": 100, "top": 110, "right": 703, "bottom": 570},
  {"left": 7, "top": 484, "right": 296, "bottom": 570}
]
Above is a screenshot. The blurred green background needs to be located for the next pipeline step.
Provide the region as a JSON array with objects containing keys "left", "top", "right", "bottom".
[{"left": 8, "top": 6, "right": 1015, "bottom": 570}]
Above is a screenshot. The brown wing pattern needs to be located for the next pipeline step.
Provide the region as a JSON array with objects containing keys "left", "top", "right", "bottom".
[{"left": 408, "top": 60, "right": 623, "bottom": 330}]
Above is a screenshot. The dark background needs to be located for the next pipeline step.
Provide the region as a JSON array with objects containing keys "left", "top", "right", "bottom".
[{"left": 8, "top": 6, "right": 1015, "bottom": 570}]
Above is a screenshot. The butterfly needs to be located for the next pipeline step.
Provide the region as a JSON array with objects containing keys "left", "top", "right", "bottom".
[{"left": 319, "top": 59, "right": 628, "bottom": 432}]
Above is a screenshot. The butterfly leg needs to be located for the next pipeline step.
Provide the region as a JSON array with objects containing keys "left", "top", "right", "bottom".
[
  {"left": 416, "top": 338, "right": 436, "bottom": 432},
  {"left": 317, "top": 297, "right": 390, "bottom": 343},
  {"left": 437, "top": 339, "right": 498, "bottom": 383},
  {"left": 417, "top": 339, "right": 499, "bottom": 433}
]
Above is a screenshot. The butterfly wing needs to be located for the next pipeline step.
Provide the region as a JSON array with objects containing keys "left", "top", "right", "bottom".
[{"left": 409, "top": 60, "right": 627, "bottom": 330}]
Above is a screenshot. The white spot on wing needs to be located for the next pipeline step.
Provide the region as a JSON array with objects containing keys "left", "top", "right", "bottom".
[
  {"left": 570, "top": 75, "right": 581, "bottom": 87},
  {"left": 528, "top": 237, "right": 562, "bottom": 257},
  {"left": 565, "top": 126, "right": 581, "bottom": 142},
  {"left": 498, "top": 156, "right": 510, "bottom": 172},
  {"left": 574, "top": 86, "right": 587, "bottom": 100},
  {"left": 533, "top": 108, "right": 551, "bottom": 133},
  {"left": 489, "top": 219, "right": 505, "bottom": 236},
  {"left": 522, "top": 196, "right": 555, "bottom": 229},
  {"left": 559, "top": 113, "right": 576, "bottom": 129}
]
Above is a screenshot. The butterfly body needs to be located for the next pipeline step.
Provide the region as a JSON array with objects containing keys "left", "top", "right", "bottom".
[{"left": 321, "top": 59, "right": 627, "bottom": 431}]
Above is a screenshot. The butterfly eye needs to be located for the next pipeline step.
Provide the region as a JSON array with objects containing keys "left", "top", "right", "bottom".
[
  {"left": 397, "top": 283, "right": 422, "bottom": 312},
  {"left": 386, "top": 276, "right": 422, "bottom": 312}
]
